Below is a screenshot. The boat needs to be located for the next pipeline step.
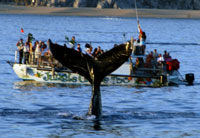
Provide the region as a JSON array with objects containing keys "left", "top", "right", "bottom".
[
  {"left": 7, "top": 40, "right": 195, "bottom": 87},
  {"left": 7, "top": 0, "right": 195, "bottom": 87}
]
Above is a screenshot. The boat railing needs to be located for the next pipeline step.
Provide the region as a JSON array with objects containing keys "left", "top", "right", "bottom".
[
  {"left": 135, "top": 67, "right": 161, "bottom": 71},
  {"left": 132, "top": 62, "right": 167, "bottom": 77},
  {"left": 15, "top": 50, "right": 64, "bottom": 69}
]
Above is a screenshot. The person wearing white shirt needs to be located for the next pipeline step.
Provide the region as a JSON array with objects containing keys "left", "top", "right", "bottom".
[
  {"left": 157, "top": 54, "right": 164, "bottom": 64},
  {"left": 23, "top": 42, "right": 30, "bottom": 64}
]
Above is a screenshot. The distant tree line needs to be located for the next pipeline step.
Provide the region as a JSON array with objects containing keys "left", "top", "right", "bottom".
[{"left": 0, "top": 0, "right": 200, "bottom": 10}]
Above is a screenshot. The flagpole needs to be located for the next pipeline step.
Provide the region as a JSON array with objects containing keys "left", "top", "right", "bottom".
[{"left": 135, "top": 0, "right": 139, "bottom": 25}]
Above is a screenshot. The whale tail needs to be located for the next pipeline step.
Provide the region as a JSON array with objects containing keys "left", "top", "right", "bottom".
[{"left": 48, "top": 39, "right": 132, "bottom": 118}]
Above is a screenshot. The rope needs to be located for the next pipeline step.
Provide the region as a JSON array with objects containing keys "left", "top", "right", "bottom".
[{"left": 177, "top": 70, "right": 185, "bottom": 81}]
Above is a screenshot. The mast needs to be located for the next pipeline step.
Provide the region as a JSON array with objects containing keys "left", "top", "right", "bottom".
[{"left": 135, "top": 0, "right": 139, "bottom": 25}]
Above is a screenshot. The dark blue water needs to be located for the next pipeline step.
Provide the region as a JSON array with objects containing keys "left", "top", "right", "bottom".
[{"left": 1, "top": 14, "right": 200, "bottom": 138}]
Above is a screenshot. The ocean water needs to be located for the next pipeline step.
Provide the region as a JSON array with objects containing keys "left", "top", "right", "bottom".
[{"left": 1, "top": 14, "right": 200, "bottom": 138}]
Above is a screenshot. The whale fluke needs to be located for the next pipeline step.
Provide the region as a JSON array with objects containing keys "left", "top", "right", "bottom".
[{"left": 48, "top": 39, "right": 132, "bottom": 119}]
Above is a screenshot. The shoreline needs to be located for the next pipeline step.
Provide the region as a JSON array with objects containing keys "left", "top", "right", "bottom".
[{"left": 1, "top": 5, "right": 200, "bottom": 18}]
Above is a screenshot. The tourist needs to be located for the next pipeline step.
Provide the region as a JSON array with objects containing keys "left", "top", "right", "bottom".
[
  {"left": 163, "top": 50, "right": 172, "bottom": 62},
  {"left": 85, "top": 43, "right": 90, "bottom": 48},
  {"left": 23, "top": 42, "right": 30, "bottom": 64},
  {"left": 145, "top": 51, "right": 153, "bottom": 67},
  {"left": 86, "top": 47, "right": 93, "bottom": 57},
  {"left": 89, "top": 44, "right": 93, "bottom": 54},
  {"left": 32, "top": 41, "right": 37, "bottom": 52},
  {"left": 85, "top": 43, "right": 92, "bottom": 54},
  {"left": 163, "top": 50, "right": 168, "bottom": 61},
  {"left": 141, "top": 32, "right": 146, "bottom": 54},
  {"left": 35, "top": 40, "right": 41, "bottom": 66},
  {"left": 76, "top": 44, "right": 82, "bottom": 52},
  {"left": 16, "top": 38, "right": 24, "bottom": 64},
  {"left": 138, "top": 23, "right": 146, "bottom": 54},
  {"left": 93, "top": 46, "right": 104, "bottom": 57},
  {"left": 41, "top": 41, "right": 48, "bottom": 56},
  {"left": 70, "top": 36, "right": 76, "bottom": 49},
  {"left": 165, "top": 53, "right": 172, "bottom": 62},
  {"left": 40, "top": 41, "right": 48, "bottom": 65},
  {"left": 32, "top": 41, "right": 37, "bottom": 64},
  {"left": 152, "top": 49, "right": 158, "bottom": 65},
  {"left": 157, "top": 54, "right": 164, "bottom": 64},
  {"left": 138, "top": 24, "right": 145, "bottom": 41},
  {"left": 92, "top": 48, "right": 98, "bottom": 57},
  {"left": 27, "top": 35, "right": 33, "bottom": 64},
  {"left": 97, "top": 46, "right": 104, "bottom": 54},
  {"left": 153, "top": 49, "right": 159, "bottom": 59},
  {"left": 41, "top": 41, "right": 47, "bottom": 50}
]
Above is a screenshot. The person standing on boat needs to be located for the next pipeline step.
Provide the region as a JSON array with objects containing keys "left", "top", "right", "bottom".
[
  {"left": 69, "top": 36, "right": 77, "bottom": 49},
  {"left": 152, "top": 49, "right": 159, "bottom": 68},
  {"left": 153, "top": 49, "right": 159, "bottom": 59},
  {"left": 157, "top": 54, "right": 164, "bottom": 65},
  {"left": 163, "top": 50, "right": 168, "bottom": 61},
  {"left": 92, "top": 46, "right": 104, "bottom": 58},
  {"left": 32, "top": 41, "right": 37, "bottom": 64},
  {"left": 16, "top": 38, "right": 24, "bottom": 64},
  {"left": 86, "top": 47, "right": 93, "bottom": 57},
  {"left": 23, "top": 42, "right": 30, "bottom": 64},
  {"left": 84, "top": 43, "right": 93, "bottom": 56},
  {"left": 146, "top": 51, "right": 153, "bottom": 68},
  {"left": 41, "top": 41, "right": 48, "bottom": 65},
  {"left": 35, "top": 40, "right": 41, "bottom": 66},
  {"left": 138, "top": 23, "right": 146, "bottom": 54},
  {"left": 27, "top": 34, "right": 34, "bottom": 64},
  {"left": 163, "top": 50, "right": 172, "bottom": 62},
  {"left": 41, "top": 41, "right": 47, "bottom": 55},
  {"left": 76, "top": 44, "right": 82, "bottom": 52}
]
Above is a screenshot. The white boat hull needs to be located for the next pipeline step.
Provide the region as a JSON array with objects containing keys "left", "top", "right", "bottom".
[{"left": 11, "top": 63, "right": 167, "bottom": 87}]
